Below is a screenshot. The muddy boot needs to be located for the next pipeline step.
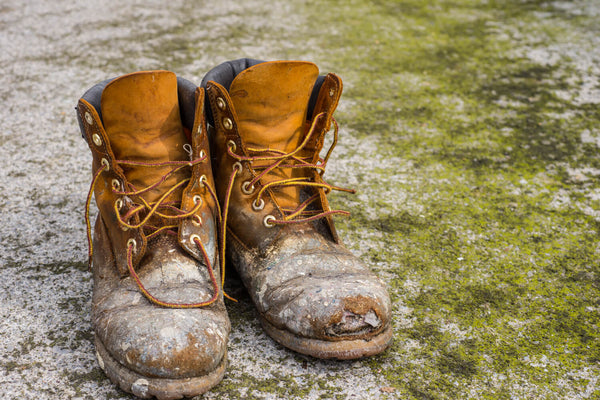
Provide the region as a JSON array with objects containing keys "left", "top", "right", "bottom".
[
  {"left": 76, "top": 71, "right": 229, "bottom": 399},
  {"left": 201, "top": 59, "right": 392, "bottom": 359}
]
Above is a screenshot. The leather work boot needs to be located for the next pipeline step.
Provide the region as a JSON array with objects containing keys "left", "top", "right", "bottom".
[
  {"left": 201, "top": 59, "right": 393, "bottom": 359},
  {"left": 76, "top": 71, "right": 229, "bottom": 399}
]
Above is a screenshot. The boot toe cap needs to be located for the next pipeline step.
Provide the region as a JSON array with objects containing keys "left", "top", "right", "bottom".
[
  {"left": 95, "top": 305, "right": 229, "bottom": 379},
  {"left": 263, "top": 271, "right": 392, "bottom": 341}
]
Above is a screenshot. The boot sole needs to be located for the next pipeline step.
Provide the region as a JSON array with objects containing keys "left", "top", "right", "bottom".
[
  {"left": 258, "top": 316, "right": 393, "bottom": 360},
  {"left": 94, "top": 336, "right": 227, "bottom": 399}
]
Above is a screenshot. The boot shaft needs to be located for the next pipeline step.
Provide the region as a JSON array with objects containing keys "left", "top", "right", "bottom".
[
  {"left": 227, "top": 61, "right": 318, "bottom": 209},
  {"left": 77, "top": 72, "right": 218, "bottom": 276},
  {"left": 203, "top": 59, "right": 345, "bottom": 250}
]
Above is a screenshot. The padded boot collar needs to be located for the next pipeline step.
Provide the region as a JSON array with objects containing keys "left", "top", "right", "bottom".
[
  {"left": 201, "top": 58, "right": 326, "bottom": 125},
  {"left": 77, "top": 74, "right": 197, "bottom": 138}
]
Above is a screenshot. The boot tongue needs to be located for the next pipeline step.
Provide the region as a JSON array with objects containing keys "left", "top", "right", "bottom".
[
  {"left": 101, "top": 71, "right": 189, "bottom": 205},
  {"left": 229, "top": 61, "right": 319, "bottom": 208}
]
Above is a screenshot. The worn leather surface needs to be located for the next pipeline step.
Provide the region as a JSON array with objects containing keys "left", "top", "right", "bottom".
[
  {"left": 178, "top": 88, "right": 219, "bottom": 263},
  {"left": 200, "top": 58, "right": 265, "bottom": 127},
  {"left": 205, "top": 60, "right": 392, "bottom": 343},
  {"left": 78, "top": 71, "right": 229, "bottom": 380},
  {"left": 78, "top": 98, "right": 147, "bottom": 274},
  {"left": 229, "top": 61, "right": 319, "bottom": 209},
  {"left": 205, "top": 79, "right": 282, "bottom": 251},
  {"left": 101, "top": 71, "right": 189, "bottom": 204}
]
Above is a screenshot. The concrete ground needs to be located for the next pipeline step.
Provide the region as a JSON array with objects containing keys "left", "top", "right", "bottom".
[{"left": 1, "top": 0, "right": 599, "bottom": 399}]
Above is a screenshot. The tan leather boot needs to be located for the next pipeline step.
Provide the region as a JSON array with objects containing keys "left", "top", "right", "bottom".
[
  {"left": 202, "top": 59, "right": 392, "bottom": 359},
  {"left": 76, "top": 71, "right": 229, "bottom": 399}
]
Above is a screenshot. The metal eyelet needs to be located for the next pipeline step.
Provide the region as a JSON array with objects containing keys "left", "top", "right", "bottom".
[
  {"left": 115, "top": 198, "right": 123, "bottom": 210},
  {"left": 198, "top": 174, "right": 207, "bottom": 187},
  {"left": 199, "top": 149, "right": 206, "bottom": 159},
  {"left": 232, "top": 162, "right": 242, "bottom": 173},
  {"left": 241, "top": 181, "right": 255, "bottom": 195},
  {"left": 227, "top": 140, "right": 237, "bottom": 153},
  {"left": 216, "top": 97, "right": 226, "bottom": 110},
  {"left": 100, "top": 158, "right": 110, "bottom": 171},
  {"left": 111, "top": 179, "right": 121, "bottom": 191},
  {"left": 92, "top": 133, "right": 102, "bottom": 146},
  {"left": 190, "top": 234, "right": 201, "bottom": 244},
  {"left": 252, "top": 198, "right": 265, "bottom": 211},
  {"left": 193, "top": 195, "right": 202, "bottom": 206},
  {"left": 222, "top": 117, "right": 233, "bottom": 130},
  {"left": 192, "top": 214, "right": 202, "bottom": 226},
  {"left": 85, "top": 111, "right": 93, "bottom": 125},
  {"left": 127, "top": 238, "right": 136, "bottom": 253},
  {"left": 263, "top": 215, "right": 276, "bottom": 228}
]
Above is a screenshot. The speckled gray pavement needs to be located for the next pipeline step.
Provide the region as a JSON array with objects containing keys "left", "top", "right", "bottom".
[{"left": 2, "top": 1, "right": 600, "bottom": 399}]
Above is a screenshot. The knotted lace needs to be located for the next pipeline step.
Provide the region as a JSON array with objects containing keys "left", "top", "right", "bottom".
[
  {"left": 85, "top": 152, "right": 223, "bottom": 308},
  {"left": 218, "top": 112, "right": 355, "bottom": 277}
]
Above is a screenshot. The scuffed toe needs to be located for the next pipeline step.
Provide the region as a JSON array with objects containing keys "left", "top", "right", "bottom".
[
  {"left": 96, "top": 306, "right": 228, "bottom": 379},
  {"left": 263, "top": 272, "right": 391, "bottom": 342},
  {"left": 326, "top": 308, "right": 382, "bottom": 337}
]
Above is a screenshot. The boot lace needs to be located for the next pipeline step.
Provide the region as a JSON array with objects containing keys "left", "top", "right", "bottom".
[
  {"left": 218, "top": 112, "right": 355, "bottom": 277},
  {"left": 85, "top": 151, "right": 224, "bottom": 308}
]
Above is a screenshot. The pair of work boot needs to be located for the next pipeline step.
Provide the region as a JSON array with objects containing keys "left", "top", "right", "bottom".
[{"left": 76, "top": 59, "right": 393, "bottom": 399}]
